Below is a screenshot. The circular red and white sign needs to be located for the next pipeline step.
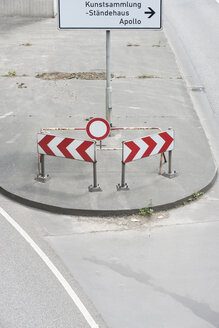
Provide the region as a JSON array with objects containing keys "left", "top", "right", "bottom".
[{"left": 86, "top": 118, "right": 111, "bottom": 141}]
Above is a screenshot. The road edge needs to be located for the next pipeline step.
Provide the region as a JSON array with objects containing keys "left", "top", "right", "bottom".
[{"left": 0, "top": 168, "right": 217, "bottom": 216}]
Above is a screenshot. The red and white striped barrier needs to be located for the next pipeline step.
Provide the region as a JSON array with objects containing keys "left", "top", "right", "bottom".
[
  {"left": 37, "top": 134, "right": 95, "bottom": 163},
  {"left": 117, "top": 129, "right": 177, "bottom": 191},
  {"left": 35, "top": 126, "right": 177, "bottom": 192},
  {"left": 36, "top": 134, "right": 102, "bottom": 192},
  {"left": 123, "top": 129, "right": 174, "bottom": 163}
]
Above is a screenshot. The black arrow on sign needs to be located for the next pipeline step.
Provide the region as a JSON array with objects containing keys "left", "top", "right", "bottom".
[{"left": 144, "top": 7, "right": 155, "bottom": 19}]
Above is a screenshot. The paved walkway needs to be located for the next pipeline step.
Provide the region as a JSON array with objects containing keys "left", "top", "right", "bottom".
[{"left": 0, "top": 17, "right": 216, "bottom": 215}]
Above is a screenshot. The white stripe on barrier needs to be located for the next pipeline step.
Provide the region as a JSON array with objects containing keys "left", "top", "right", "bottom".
[
  {"left": 49, "top": 136, "right": 65, "bottom": 157},
  {"left": 67, "top": 139, "right": 84, "bottom": 161},
  {"left": 150, "top": 134, "right": 165, "bottom": 157}
]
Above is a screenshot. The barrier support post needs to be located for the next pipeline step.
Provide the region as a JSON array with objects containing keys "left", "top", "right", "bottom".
[
  {"left": 35, "top": 154, "right": 50, "bottom": 183},
  {"left": 88, "top": 143, "right": 102, "bottom": 192},
  {"left": 159, "top": 153, "right": 167, "bottom": 175},
  {"left": 117, "top": 142, "right": 129, "bottom": 191},
  {"left": 162, "top": 150, "right": 178, "bottom": 179}
]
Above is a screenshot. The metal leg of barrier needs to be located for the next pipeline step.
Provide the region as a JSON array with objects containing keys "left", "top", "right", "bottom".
[
  {"left": 88, "top": 161, "right": 102, "bottom": 192},
  {"left": 159, "top": 153, "right": 168, "bottom": 175},
  {"left": 159, "top": 153, "right": 163, "bottom": 175},
  {"left": 35, "top": 154, "right": 50, "bottom": 183},
  {"left": 116, "top": 161, "right": 129, "bottom": 191},
  {"left": 162, "top": 150, "right": 178, "bottom": 179},
  {"left": 163, "top": 153, "right": 167, "bottom": 163}
]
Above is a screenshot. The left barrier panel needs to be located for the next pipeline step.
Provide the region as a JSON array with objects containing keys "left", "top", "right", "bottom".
[{"left": 35, "top": 133, "right": 101, "bottom": 191}]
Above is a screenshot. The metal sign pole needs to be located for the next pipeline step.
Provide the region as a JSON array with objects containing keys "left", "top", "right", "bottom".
[{"left": 106, "top": 30, "right": 112, "bottom": 126}]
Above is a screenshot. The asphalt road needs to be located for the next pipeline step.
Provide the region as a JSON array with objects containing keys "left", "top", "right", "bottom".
[{"left": 0, "top": 196, "right": 106, "bottom": 328}]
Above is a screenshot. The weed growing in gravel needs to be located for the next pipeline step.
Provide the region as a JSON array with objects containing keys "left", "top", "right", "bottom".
[
  {"left": 183, "top": 192, "right": 204, "bottom": 205},
  {"left": 7, "top": 71, "right": 17, "bottom": 77},
  {"left": 139, "top": 199, "right": 154, "bottom": 216}
]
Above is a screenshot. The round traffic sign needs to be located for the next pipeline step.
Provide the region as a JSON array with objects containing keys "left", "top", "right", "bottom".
[{"left": 86, "top": 118, "right": 111, "bottom": 141}]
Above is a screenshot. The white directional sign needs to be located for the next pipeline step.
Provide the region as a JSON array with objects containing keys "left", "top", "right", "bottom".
[{"left": 58, "top": 0, "right": 162, "bottom": 29}]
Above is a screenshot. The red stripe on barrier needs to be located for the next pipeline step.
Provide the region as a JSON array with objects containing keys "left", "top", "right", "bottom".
[
  {"left": 159, "top": 132, "right": 174, "bottom": 153},
  {"left": 142, "top": 136, "right": 157, "bottom": 158},
  {"left": 57, "top": 138, "right": 75, "bottom": 159},
  {"left": 124, "top": 141, "right": 140, "bottom": 163},
  {"left": 38, "top": 135, "right": 56, "bottom": 156},
  {"left": 76, "top": 141, "right": 94, "bottom": 163}
]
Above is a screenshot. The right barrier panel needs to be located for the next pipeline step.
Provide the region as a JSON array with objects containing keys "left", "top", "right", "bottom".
[{"left": 123, "top": 129, "right": 174, "bottom": 163}]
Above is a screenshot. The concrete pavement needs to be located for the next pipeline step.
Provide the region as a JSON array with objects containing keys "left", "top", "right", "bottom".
[
  {"left": 0, "top": 16, "right": 217, "bottom": 215},
  {"left": 46, "top": 219, "right": 219, "bottom": 328}
]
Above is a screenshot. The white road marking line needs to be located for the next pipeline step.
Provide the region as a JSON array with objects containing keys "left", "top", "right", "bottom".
[
  {"left": 0, "top": 207, "right": 99, "bottom": 328},
  {"left": 0, "top": 111, "right": 13, "bottom": 119}
]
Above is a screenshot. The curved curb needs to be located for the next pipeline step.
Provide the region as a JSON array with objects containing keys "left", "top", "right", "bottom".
[{"left": 1, "top": 169, "right": 217, "bottom": 217}]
